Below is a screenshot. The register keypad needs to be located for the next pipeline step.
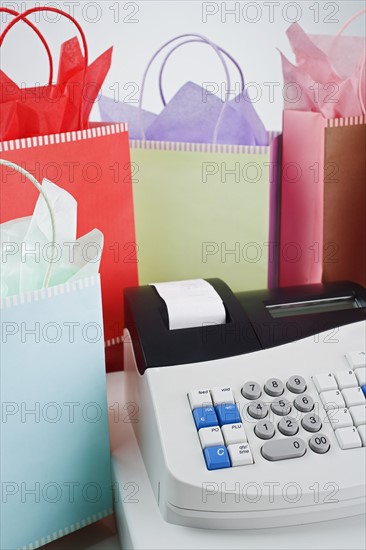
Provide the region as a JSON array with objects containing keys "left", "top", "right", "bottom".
[
  {"left": 189, "top": 357, "right": 366, "bottom": 470},
  {"left": 312, "top": 352, "right": 366, "bottom": 449},
  {"left": 189, "top": 385, "right": 253, "bottom": 470}
]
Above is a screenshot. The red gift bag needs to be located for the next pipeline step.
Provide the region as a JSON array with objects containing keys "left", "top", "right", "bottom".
[{"left": 0, "top": 7, "right": 138, "bottom": 371}]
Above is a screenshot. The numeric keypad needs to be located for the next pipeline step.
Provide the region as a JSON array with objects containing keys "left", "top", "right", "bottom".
[{"left": 189, "top": 352, "right": 366, "bottom": 470}]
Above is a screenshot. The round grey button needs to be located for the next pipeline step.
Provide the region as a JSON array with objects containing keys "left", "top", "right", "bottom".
[
  {"left": 264, "top": 378, "right": 284, "bottom": 397},
  {"left": 271, "top": 397, "right": 292, "bottom": 416},
  {"left": 278, "top": 416, "right": 299, "bottom": 436},
  {"left": 254, "top": 420, "right": 275, "bottom": 439},
  {"left": 247, "top": 400, "right": 269, "bottom": 419},
  {"left": 309, "top": 433, "right": 330, "bottom": 454},
  {"left": 287, "top": 375, "right": 307, "bottom": 394},
  {"left": 294, "top": 394, "right": 314, "bottom": 413},
  {"left": 302, "top": 413, "right": 322, "bottom": 433},
  {"left": 241, "top": 381, "right": 262, "bottom": 400}
]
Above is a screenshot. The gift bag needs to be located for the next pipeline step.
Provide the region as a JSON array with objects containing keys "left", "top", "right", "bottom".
[
  {"left": 0, "top": 161, "right": 112, "bottom": 550},
  {"left": 322, "top": 116, "right": 365, "bottom": 285},
  {"left": 280, "top": 111, "right": 365, "bottom": 287},
  {"left": 0, "top": 7, "right": 138, "bottom": 370},
  {"left": 100, "top": 35, "right": 280, "bottom": 290},
  {"left": 279, "top": 11, "right": 366, "bottom": 287}
]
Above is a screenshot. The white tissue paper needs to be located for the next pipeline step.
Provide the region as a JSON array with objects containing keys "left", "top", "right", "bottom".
[{"left": 0, "top": 179, "right": 104, "bottom": 297}]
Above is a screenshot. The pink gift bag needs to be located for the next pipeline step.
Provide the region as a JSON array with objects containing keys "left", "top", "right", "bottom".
[{"left": 279, "top": 10, "right": 365, "bottom": 287}]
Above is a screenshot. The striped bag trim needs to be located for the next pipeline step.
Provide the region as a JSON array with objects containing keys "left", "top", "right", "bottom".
[
  {"left": 325, "top": 114, "right": 366, "bottom": 128},
  {"left": 130, "top": 131, "right": 280, "bottom": 155},
  {"left": 19, "top": 507, "right": 114, "bottom": 550},
  {"left": 0, "top": 123, "right": 128, "bottom": 153},
  {"left": 0, "top": 275, "right": 99, "bottom": 309}
]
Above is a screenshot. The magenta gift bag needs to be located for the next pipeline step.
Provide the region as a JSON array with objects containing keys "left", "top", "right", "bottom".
[{"left": 279, "top": 10, "right": 366, "bottom": 287}]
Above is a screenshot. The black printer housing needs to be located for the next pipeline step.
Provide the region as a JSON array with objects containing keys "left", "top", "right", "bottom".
[{"left": 124, "top": 280, "right": 366, "bottom": 374}]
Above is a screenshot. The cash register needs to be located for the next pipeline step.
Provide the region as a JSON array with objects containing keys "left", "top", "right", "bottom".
[{"left": 123, "top": 279, "right": 366, "bottom": 530}]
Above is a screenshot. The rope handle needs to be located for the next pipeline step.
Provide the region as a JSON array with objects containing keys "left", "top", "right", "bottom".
[
  {"left": 334, "top": 8, "right": 366, "bottom": 39},
  {"left": 0, "top": 7, "right": 54, "bottom": 85},
  {"left": 138, "top": 34, "right": 234, "bottom": 144},
  {"left": 0, "top": 159, "right": 56, "bottom": 289},
  {"left": 331, "top": 8, "right": 366, "bottom": 115},
  {"left": 0, "top": 7, "right": 89, "bottom": 127},
  {"left": 158, "top": 39, "right": 245, "bottom": 107}
]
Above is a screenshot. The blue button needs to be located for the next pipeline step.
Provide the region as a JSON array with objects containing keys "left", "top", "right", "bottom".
[
  {"left": 204, "top": 446, "right": 231, "bottom": 470},
  {"left": 215, "top": 403, "right": 241, "bottom": 426},
  {"left": 361, "top": 385, "right": 366, "bottom": 398},
  {"left": 193, "top": 406, "right": 218, "bottom": 430}
]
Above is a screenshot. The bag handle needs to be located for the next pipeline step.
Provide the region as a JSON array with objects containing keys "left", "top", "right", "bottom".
[
  {"left": 334, "top": 8, "right": 366, "bottom": 39},
  {"left": 358, "top": 53, "right": 366, "bottom": 115},
  {"left": 332, "top": 8, "right": 366, "bottom": 115},
  {"left": 158, "top": 39, "right": 245, "bottom": 107},
  {"left": 0, "top": 7, "right": 54, "bottom": 85},
  {"left": 0, "top": 159, "right": 56, "bottom": 289},
  {"left": 0, "top": 7, "right": 89, "bottom": 128},
  {"left": 138, "top": 34, "right": 232, "bottom": 144}
]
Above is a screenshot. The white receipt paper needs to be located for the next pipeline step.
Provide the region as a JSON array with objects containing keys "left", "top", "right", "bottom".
[{"left": 151, "top": 279, "right": 226, "bottom": 330}]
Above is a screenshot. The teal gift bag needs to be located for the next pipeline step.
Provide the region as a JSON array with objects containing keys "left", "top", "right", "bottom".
[
  {"left": 1, "top": 276, "right": 113, "bottom": 549},
  {"left": 0, "top": 162, "right": 112, "bottom": 549}
]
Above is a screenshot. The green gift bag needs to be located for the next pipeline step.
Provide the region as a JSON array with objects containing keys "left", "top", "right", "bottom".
[
  {"left": 131, "top": 136, "right": 280, "bottom": 291},
  {"left": 100, "top": 35, "right": 281, "bottom": 290}
]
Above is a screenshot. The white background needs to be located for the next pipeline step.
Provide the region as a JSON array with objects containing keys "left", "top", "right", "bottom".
[{"left": 0, "top": 0, "right": 365, "bottom": 131}]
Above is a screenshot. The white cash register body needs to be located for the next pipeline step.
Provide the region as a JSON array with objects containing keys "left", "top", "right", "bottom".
[{"left": 124, "top": 279, "right": 366, "bottom": 530}]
